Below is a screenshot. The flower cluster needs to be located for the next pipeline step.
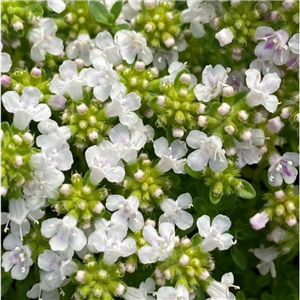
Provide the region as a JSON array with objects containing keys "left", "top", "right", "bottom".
[{"left": 1, "top": 1, "right": 298, "bottom": 300}]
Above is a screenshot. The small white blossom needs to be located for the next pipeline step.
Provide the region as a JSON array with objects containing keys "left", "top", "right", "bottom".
[
  {"left": 254, "top": 245, "right": 279, "bottom": 278},
  {"left": 50, "top": 60, "right": 86, "bottom": 101},
  {"left": 85, "top": 56, "right": 120, "bottom": 101},
  {"left": 124, "top": 277, "right": 156, "bottom": 300},
  {"left": 194, "top": 65, "right": 228, "bottom": 102},
  {"left": 2, "top": 87, "right": 51, "bottom": 130},
  {"left": 114, "top": 30, "right": 153, "bottom": 65},
  {"left": 138, "top": 223, "right": 175, "bottom": 264},
  {"left": 105, "top": 83, "right": 141, "bottom": 126},
  {"left": 85, "top": 145, "right": 125, "bottom": 184},
  {"left": 153, "top": 137, "right": 188, "bottom": 174},
  {"left": 215, "top": 28, "right": 234, "bottom": 47},
  {"left": 46, "top": 0, "right": 66, "bottom": 13},
  {"left": 157, "top": 285, "right": 189, "bottom": 300},
  {"left": 197, "top": 214, "right": 234, "bottom": 252},
  {"left": 249, "top": 211, "right": 270, "bottom": 230},
  {"left": 159, "top": 193, "right": 194, "bottom": 230},
  {"left": 29, "top": 18, "right": 63, "bottom": 62},
  {"left": 245, "top": 69, "right": 281, "bottom": 113},
  {"left": 1, "top": 42, "right": 12, "bottom": 72},
  {"left": 37, "top": 119, "right": 71, "bottom": 143},
  {"left": 106, "top": 195, "right": 144, "bottom": 232},
  {"left": 41, "top": 215, "right": 87, "bottom": 252},
  {"left": 187, "top": 131, "right": 228, "bottom": 172},
  {"left": 88, "top": 224, "right": 136, "bottom": 265},
  {"left": 2, "top": 234, "right": 33, "bottom": 280}
]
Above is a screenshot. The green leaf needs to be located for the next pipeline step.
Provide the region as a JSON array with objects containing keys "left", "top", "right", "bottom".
[
  {"left": 230, "top": 244, "right": 247, "bottom": 270},
  {"left": 114, "top": 23, "right": 131, "bottom": 30},
  {"left": 236, "top": 291, "right": 247, "bottom": 300},
  {"left": 184, "top": 164, "right": 202, "bottom": 179},
  {"left": 1, "top": 272, "right": 13, "bottom": 296},
  {"left": 1, "top": 122, "right": 11, "bottom": 133},
  {"left": 261, "top": 294, "right": 275, "bottom": 300},
  {"left": 110, "top": 0, "right": 123, "bottom": 22},
  {"left": 209, "top": 187, "right": 222, "bottom": 204},
  {"left": 235, "top": 180, "right": 256, "bottom": 199},
  {"left": 193, "top": 196, "right": 207, "bottom": 214},
  {"left": 88, "top": 0, "right": 109, "bottom": 24}
]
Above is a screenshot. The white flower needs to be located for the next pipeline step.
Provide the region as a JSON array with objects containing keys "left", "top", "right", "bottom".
[
  {"left": 30, "top": 133, "right": 73, "bottom": 188},
  {"left": 106, "top": 195, "right": 144, "bottom": 232},
  {"left": 66, "top": 33, "right": 95, "bottom": 66},
  {"left": 2, "top": 87, "right": 51, "bottom": 130},
  {"left": 124, "top": 277, "right": 156, "bottom": 300},
  {"left": 114, "top": 30, "right": 153, "bottom": 65},
  {"left": 153, "top": 49, "right": 178, "bottom": 71},
  {"left": 154, "top": 137, "right": 188, "bottom": 174},
  {"left": 91, "top": 31, "right": 122, "bottom": 66},
  {"left": 1, "top": 42, "right": 12, "bottom": 72},
  {"left": 38, "top": 248, "right": 78, "bottom": 289},
  {"left": 100, "top": 123, "right": 147, "bottom": 164},
  {"left": 84, "top": 56, "right": 120, "bottom": 101},
  {"left": 245, "top": 69, "right": 281, "bottom": 113},
  {"left": 197, "top": 214, "right": 234, "bottom": 252},
  {"left": 250, "top": 58, "right": 280, "bottom": 76},
  {"left": 254, "top": 246, "right": 279, "bottom": 278},
  {"left": 138, "top": 223, "right": 175, "bottom": 264},
  {"left": 2, "top": 198, "right": 45, "bottom": 240},
  {"left": 254, "top": 26, "right": 289, "bottom": 66},
  {"left": 215, "top": 28, "right": 234, "bottom": 47},
  {"left": 268, "top": 152, "right": 299, "bottom": 186},
  {"left": 288, "top": 33, "right": 299, "bottom": 55},
  {"left": 206, "top": 272, "right": 239, "bottom": 300},
  {"left": 2, "top": 234, "right": 33, "bottom": 280},
  {"left": 85, "top": 145, "right": 125, "bottom": 184},
  {"left": 159, "top": 193, "right": 194, "bottom": 230},
  {"left": 50, "top": 60, "right": 86, "bottom": 101},
  {"left": 180, "top": 0, "right": 215, "bottom": 38},
  {"left": 46, "top": 0, "right": 66, "bottom": 13},
  {"left": 29, "top": 18, "right": 63, "bottom": 62},
  {"left": 41, "top": 215, "right": 87, "bottom": 252},
  {"left": 194, "top": 65, "right": 228, "bottom": 102},
  {"left": 157, "top": 285, "right": 189, "bottom": 300},
  {"left": 87, "top": 224, "right": 136, "bottom": 265},
  {"left": 37, "top": 119, "right": 71, "bottom": 143},
  {"left": 234, "top": 129, "right": 265, "bottom": 168},
  {"left": 128, "top": 117, "right": 155, "bottom": 142},
  {"left": 105, "top": 83, "right": 141, "bottom": 126},
  {"left": 249, "top": 211, "right": 270, "bottom": 230},
  {"left": 187, "top": 131, "right": 228, "bottom": 172}
]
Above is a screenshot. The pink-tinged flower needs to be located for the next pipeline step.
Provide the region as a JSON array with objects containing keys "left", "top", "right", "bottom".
[
  {"left": 268, "top": 152, "right": 299, "bottom": 186},
  {"left": 215, "top": 28, "right": 234, "bottom": 47},
  {"left": 254, "top": 26, "right": 289, "bottom": 65},
  {"left": 250, "top": 211, "right": 270, "bottom": 230}
]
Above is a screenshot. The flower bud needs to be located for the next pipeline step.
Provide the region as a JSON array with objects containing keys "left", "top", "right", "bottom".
[
  {"left": 249, "top": 211, "right": 269, "bottom": 230},
  {"left": 268, "top": 228, "right": 287, "bottom": 243},
  {"left": 155, "top": 268, "right": 163, "bottom": 278},
  {"left": 222, "top": 86, "right": 234, "bottom": 96},
  {"left": 197, "top": 103, "right": 206, "bottom": 114},
  {"left": 88, "top": 131, "right": 99, "bottom": 141},
  {"left": 238, "top": 110, "right": 248, "bottom": 121},
  {"left": 1, "top": 186, "right": 8, "bottom": 196},
  {"left": 14, "top": 155, "right": 23, "bottom": 167},
  {"left": 135, "top": 61, "right": 145, "bottom": 71},
  {"left": 145, "top": 219, "right": 156, "bottom": 227},
  {"left": 144, "top": 0, "right": 156, "bottom": 10},
  {"left": 225, "top": 147, "right": 236, "bottom": 156},
  {"left": 60, "top": 184, "right": 72, "bottom": 196},
  {"left": 266, "top": 116, "right": 284, "bottom": 134},
  {"left": 31, "top": 67, "right": 42, "bottom": 77},
  {"left": 12, "top": 21, "right": 24, "bottom": 32},
  {"left": 1, "top": 75, "right": 10, "bottom": 87},
  {"left": 241, "top": 129, "right": 252, "bottom": 141},
  {"left": 198, "top": 115, "right": 208, "bottom": 127},
  {"left": 274, "top": 190, "right": 285, "bottom": 200},
  {"left": 164, "top": 269, "right": 172, "bottom": 280},
  {"left": 181, "top": 237, "right": 191, "bottom": 246},
  {"left": 98, "top": 269, "right": 108, "bottom": 279},
  {"left": 283, "top": 0, "right": 295, "bottom": 10},
  {"left": 125, "top": 262, "right": 135, "bottom": 273},
  {"left": 275, "top": 205, "right": 285, "bottom": 216},
  {"left": 286, "top": 216, "right": 297, "bottom": 226},
  {"left": 164, "top": 36, "right": 175, "bottom": 48},
  {"left": 180, "top": 73, "right": 191, "bottom": 84},
  {"left": 134, "top": 169, "right": 145, "bottom": 180},
  {"left": 156, "top": 277, "right": 166, "bottom": 286},
  {"left": 12, "top": 134, "right": 22, "bottom": 144},
  {"left": 224, "top": 125, "right": 235, "bottom": 135},
  {"left": 218, "top": 103, "right": 231, "bottom": 116},
  {"left": 231, "top": 0, "right": 241, "bottom": 6},
  {"left": 179, "top": 254, "right": 190, "bottom": 266},
  {"left": 281, "top": 107, "right": 291, "bottom": 119},
  {"left": 157, "top": 95, "right": 166, "bottom": 106},
  {"left": 172, "top": 127, "right": 184, "bottom": 138},
  {"left": 153, "top": 188, "right": 163, "bottom": 198},
  {"left": 215, "top": 28, "right": 234, "bottom": 47},
  {"left": 200, "top": 269, "right": 210, "bottom": 280},
  {"left": 48, "top": 95, "right": 67, "bottom": 110},
  {"left": 115, "top": 284, "right": 125, "bottom": 296},
  {"left": 174, "top": 235, "right": 180, "bottom": 245},
  {"left": 94, "top": 202, "right": 104, "bottom": 214},
  {"left": 75, "top": 270, "right": 86, "bottom": 283},
  {"left": 270, "top": 11, "right": 279, "bottom": 21},
  {"left": 76, "top": 103, "right": 88, "bottom": 114},
  {"left": 144, "top": 108, "right": 154, "bottom": 118}
]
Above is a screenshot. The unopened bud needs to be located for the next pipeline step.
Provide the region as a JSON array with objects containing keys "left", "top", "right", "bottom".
[
  {"left": 198, "top": 115, "right": 208, "bottom": 127},
  {"left": 286, "top": 216, "right": 297, "bottom": 226},
  {"left": 281, "top": 107, "right": 291, "bottom": 119},
  {"left": 172, "top": 127, "right": 184, "bottom": 138},
  {"left": 270, "top": 11, "right": 279, "bottom": 21},
  {"left": 31, "top": 67, "right": 42, "bottom": 77},
  {"left": 224, "top": 125, "right": 235, "bottom": 135},
  {"left": 60, "top": 184, "right": 72, "bottom": 195},
  {"left": 75, "top": 270, "right": 86, "bottom": 283},
  {"left": 285, "top": 201, "right": 295, "bottom": 212},
  {"left": 156, "top": 277, "right": 166, "bottom": 286},
  {"left": 225, "top": 147, "right": 236, "bottom": 156},
  {"left": 12, "top": 21, "right": 24, "bottom": 32},
  {"left": 283, "top": 0, "right": 295, "bottom": 10},
  {"left": 200, "top": 269, "right": 210, "bottom": 280},
  {"left": 144, "top": 108, "right": 154, "bottom": 118},
  {"left": 197, "top": 103, "right": 206, "bottom": 114},
  {"left": 145, "top": 219, "right": 156, "bottom": 227},
  {"left": 125, "top": 262, "right": 135, "bottom": 273},
  {"left": 155, "top": 268, "right": 163, "bottom": 278},
  {"left": 115, "top": 284, "right": 125, "bottom": 296},
  {"left": 135, "top": 61, "right": 145, "bottom": 71},
  {"left": 179, "top": 89, "right": 188, "bottom": 97},
  {"left": 157, "top": 95, "right": 166, "bottom": 106},
  {"left": 179, "top": 254, "right": 190, "bottom": 266},
  {"left": 75, "top": 58, "right": 85, "bottom": 69},
  {"left": 180, "top": 73, "right": 191, "bottom": 84},
  {"left": 88, "top": 131, "right": 99, "bottom": 141},
  {"left": 164, "top": 37, "right": 175, "bottom": 48},
  {"left": 94, "top": 202, "right": 104, "bottom": 214},
  {"left": 98, "top": 269, "right": 108, "bottom": 278},
  {"left": 174, "top": 235, "right": 180, "bottom": 245},
  {"left": 1, "top": 75, "right": 10, "bottom": 87},
  {"left": 218, "top": 103, "right": 231, "bottom": 115},
  {"left": 241, "top": 129, "right": 252, "bottom": 141},
  {"left": 76, "top": 103, "right": 88, "bottom": 114},
  {"left": 215, "top": 28, "right": 234, "bottom": 47},
  {"left": 144, "top": 0, "right": 156, "bottom": 10},
  {"left": 153, "top": 188, "right": 163, "bottom": 198},
  {"left": 238, "top": 110, "right": 248, "bottom": 121},
  {"left": 181, "top": 237, "right": 191, "bottom": 246},
  {"left": 274, "top": 190, "right": 285, "bottom": 200},
  {"left": 266, "top": 116, "right": 284, "bottom": 134},
  {"left": 1, "top": 186, "right": 8, "bottom": 196},
  {"left": 12, "top": 134, "right": 22, "bottom": 144},
  {"left": 14, "top": 155, "right": 23, "bottom": 167},
  {"left": 134, "top": 169, "right": 145, "bottom": 180},
  {"left": 275, "top": 205, "right": 285, "bottom": 216},
  {"left": 222, "top": 86, "right": 234, "bottom": 96},
  {"left": 164, "top": 269, "right": 172, "bottom": 280}
]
